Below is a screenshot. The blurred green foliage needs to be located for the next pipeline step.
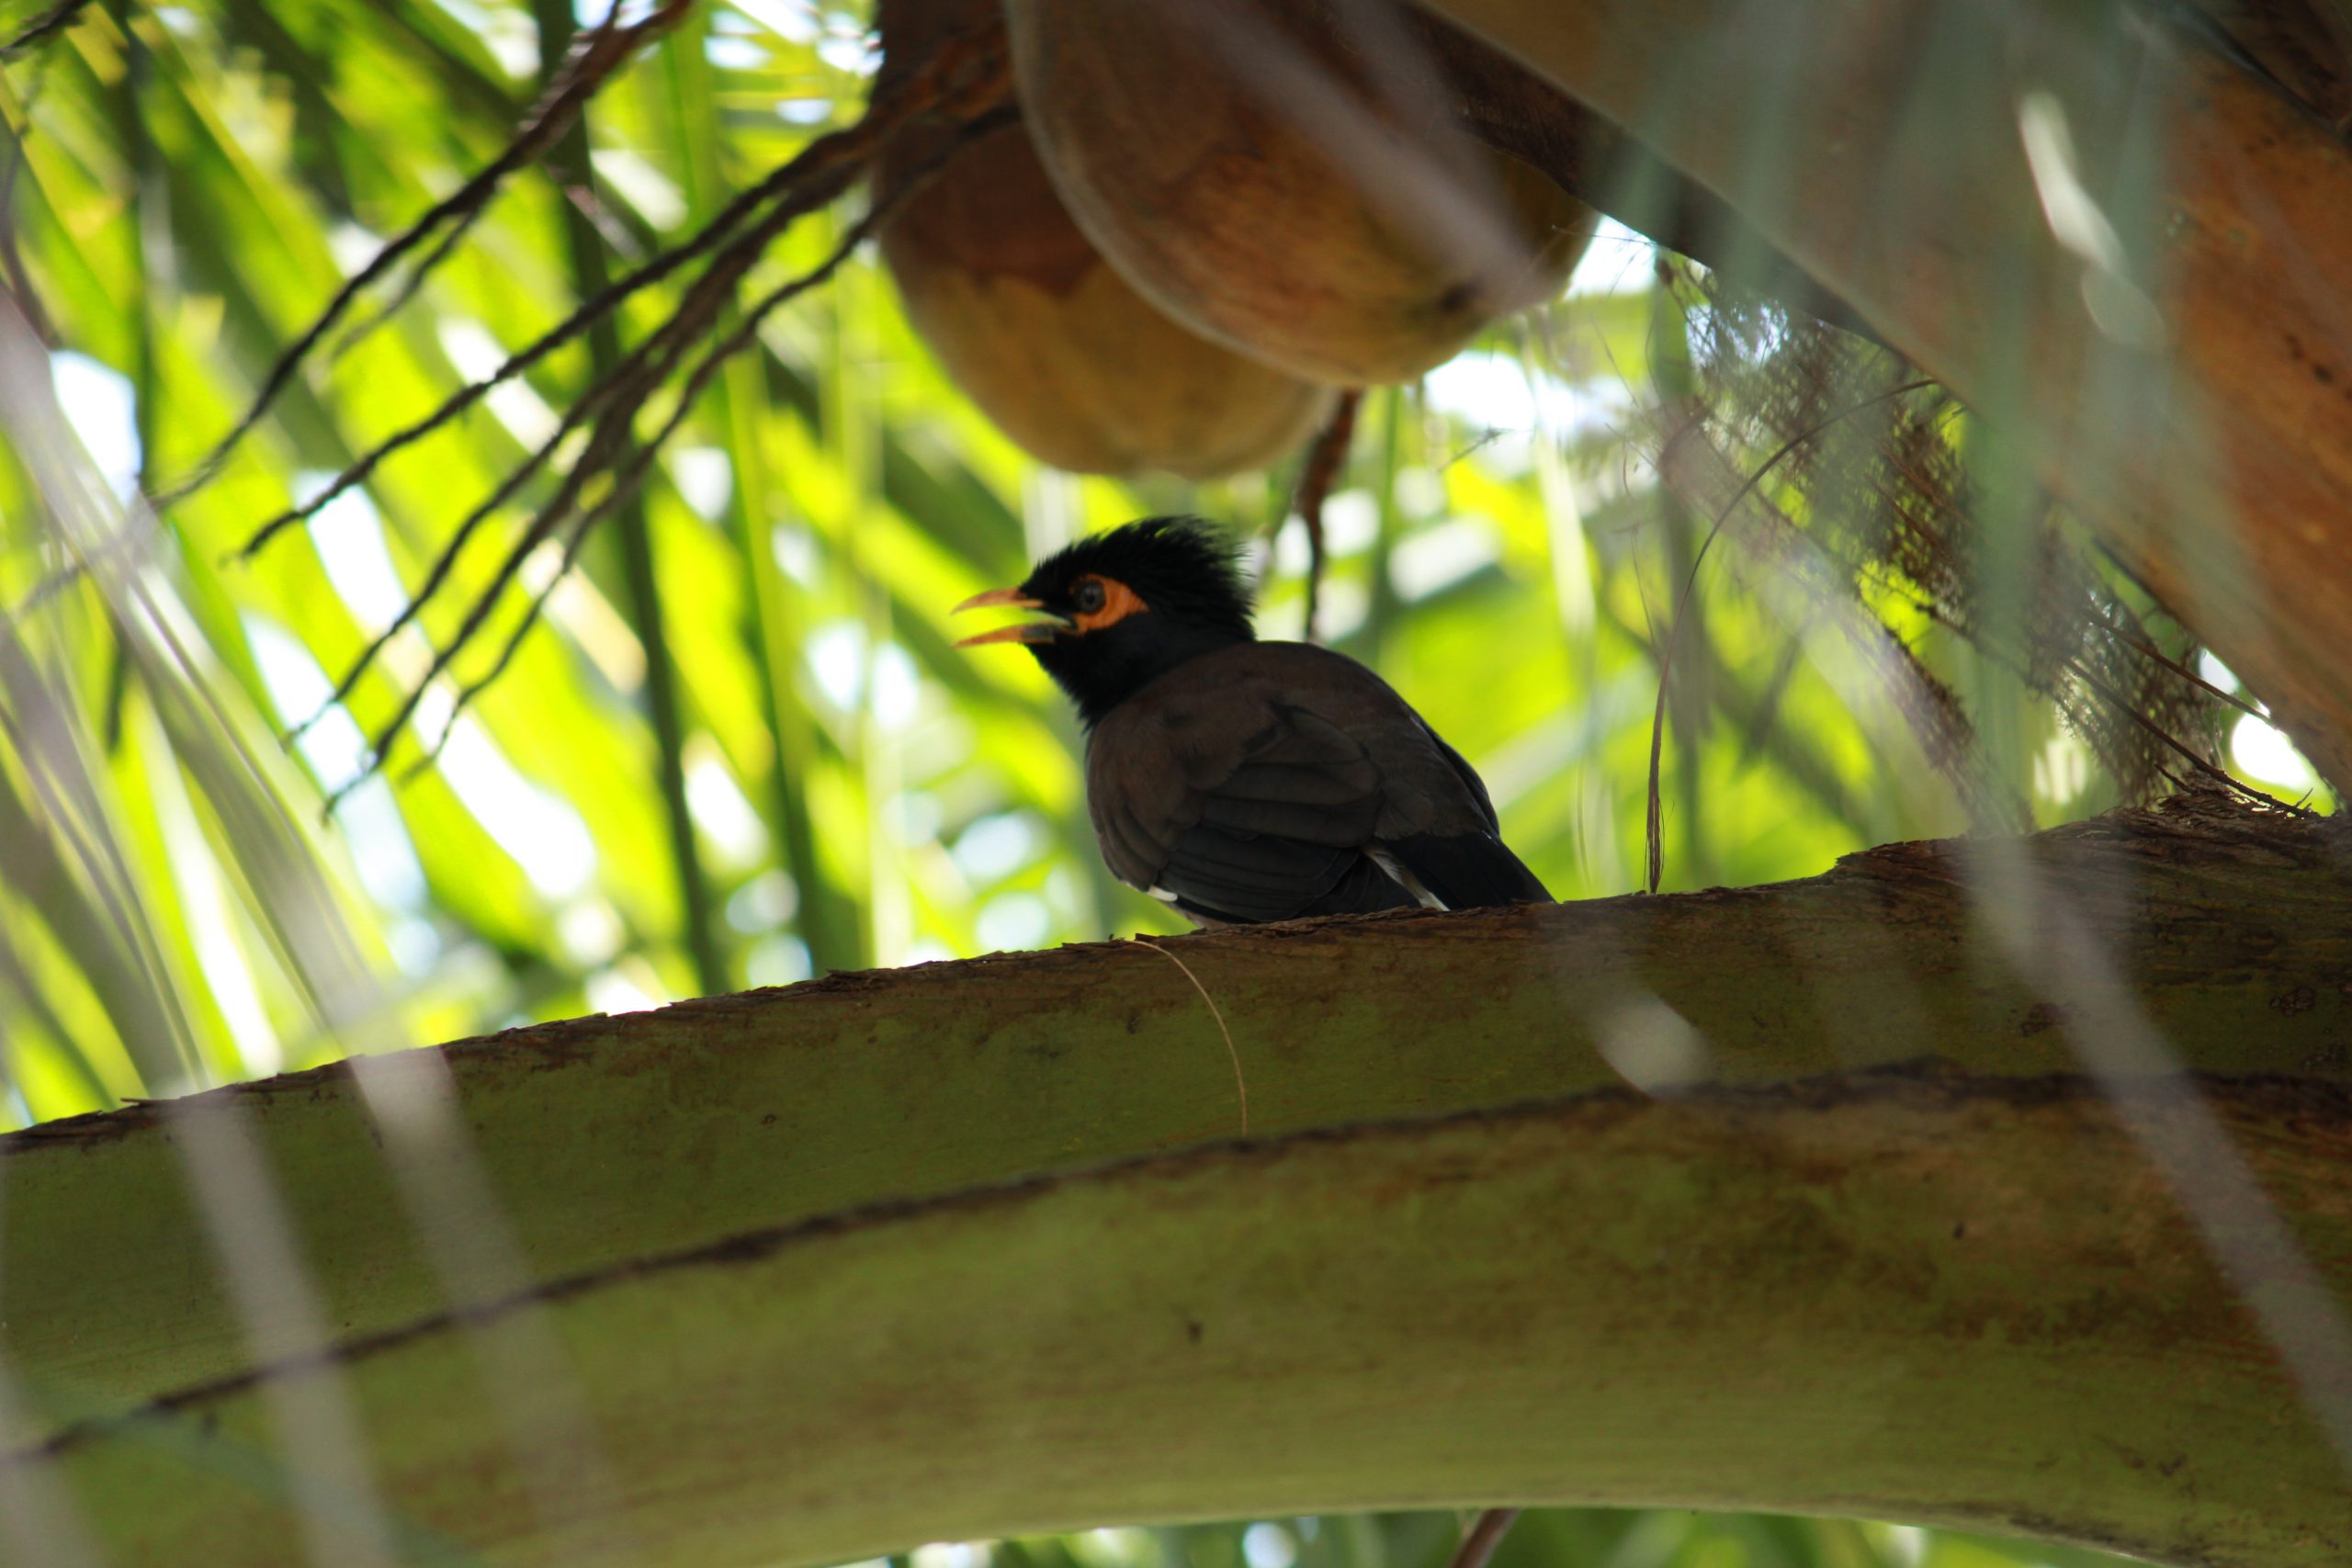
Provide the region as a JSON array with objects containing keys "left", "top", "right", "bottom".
[
  {"left": 977, "top": 1508, "right": 2138, "bottom": 1568},
  {"left": 0, "top": 2, "right": 2273, "bottom": 1561}
]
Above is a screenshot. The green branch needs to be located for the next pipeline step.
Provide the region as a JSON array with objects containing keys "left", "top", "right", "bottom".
[{"left": 1, "top": 795, "right": 2347, "bottom": 1563}]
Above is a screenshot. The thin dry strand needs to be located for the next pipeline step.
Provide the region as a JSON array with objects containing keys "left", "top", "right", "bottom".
[
  {"left": 1133, "top": 937, "right": 1248, "bottom": 1136},
  {"left": 1290, "top": 387, "right": 1362, "bottom": 644},
  {"left": 1643, "top": 377, "right": 1939, "bottom": 894}
]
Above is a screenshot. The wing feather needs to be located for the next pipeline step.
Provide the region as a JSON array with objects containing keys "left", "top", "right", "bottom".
[{"left": 1085, "top": 642, "right": 1548, "bottom": 922}]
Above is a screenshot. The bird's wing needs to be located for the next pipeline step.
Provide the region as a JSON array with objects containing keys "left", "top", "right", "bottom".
[
  {"left": 1087, "top": 643, "right": 1549, "bottom": 921},
  {"left": 1372, "top": 715, "right": 1552, "bottom": 910},
  {"left": 1091, "top": 693, "right": 1381, "bottom": 922}
]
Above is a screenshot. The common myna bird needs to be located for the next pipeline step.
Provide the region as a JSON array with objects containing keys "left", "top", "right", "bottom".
[{"left": 956, "top": 516, "right": 1551, "bottom": 926}]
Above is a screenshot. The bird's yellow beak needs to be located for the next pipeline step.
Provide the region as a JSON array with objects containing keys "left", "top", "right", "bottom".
[{"left": 953, "top": 586, "right": 1065, "bottom": 647}]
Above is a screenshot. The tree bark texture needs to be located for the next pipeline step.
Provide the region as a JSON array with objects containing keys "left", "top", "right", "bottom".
[
  {"left": 0, "top": 795, "right": 2347, "bottom": 1564},
  {"left": 1413, "top": 0, "right": 2352, "bottom": 786}
]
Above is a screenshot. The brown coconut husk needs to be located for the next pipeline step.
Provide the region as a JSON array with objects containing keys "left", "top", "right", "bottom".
[
  {"left": 876, "top": 116, "right": 1336, "bottom": 477},
  {"left": 875, "top": 0, "right": 1334, "bottom": 478},
  {"left": 1001, "top": 0, "right": 1597, "bottom": 386}
]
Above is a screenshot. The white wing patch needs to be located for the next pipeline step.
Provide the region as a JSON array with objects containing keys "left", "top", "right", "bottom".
[{"left": 1368, "top": 848, "right": 1448, "bottom": 909}]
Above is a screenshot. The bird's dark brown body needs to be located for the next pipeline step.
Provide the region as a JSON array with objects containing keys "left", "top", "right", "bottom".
[
  {"left": 1088, "top": 639, "right": 1544, "bottom": 923},
  {"left": 956, "top": 517, "right": 1549, "bottom": 927}
]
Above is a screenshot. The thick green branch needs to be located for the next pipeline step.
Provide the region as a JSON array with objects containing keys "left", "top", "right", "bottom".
[
  {"left": 18, "top": 1069, "right": 2352, "bottom": 1568},
  {"left": 1, "top": 796, "right": 2348, "bottom": 1562}
]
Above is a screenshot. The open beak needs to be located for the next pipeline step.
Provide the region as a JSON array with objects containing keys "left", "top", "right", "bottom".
[{"left": 953, "top": 586, "right": 1067, "bottom": 648}]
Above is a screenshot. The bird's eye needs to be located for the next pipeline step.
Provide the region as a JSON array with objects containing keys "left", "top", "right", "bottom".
[{"left": 1072, "top": 579, "right": 1108, "bottom": 615}]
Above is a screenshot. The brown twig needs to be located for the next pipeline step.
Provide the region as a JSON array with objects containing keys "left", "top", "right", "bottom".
[
  {"left": 1292, "top": 387, "right": 1360, "bottom": 643},
  {"left": 236, "top": 2, "right": 1004, "bottom": 564},
  {"left": 152, "top": 0, "right": 695, "bottom": 509},
  {"left": 322, "top": 196, "right": 501, "bottom": 369},
  {"left": 389, "top": 155, "right": 977, "bottom": 785},
  {"left": 281, "top": 25, "right": 1013, "bottom": 785},
  {"left": 1447, "top": 1508, "right": 1521, "bottom": 1568},
  {"left": 323, "top": 96, "right": 1013, "bottom": 798},
  {"left": 281, "top": 146, "right": 866, "bottom": 739},
  {"left": 234, "top": 92, "right": 885, "bottom": 567},
  {"left": 0, "top": 0, "right": 95, "bottom": 60}
]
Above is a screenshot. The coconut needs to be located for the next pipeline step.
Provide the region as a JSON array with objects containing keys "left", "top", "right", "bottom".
[
  {"left": 1001, "top": 0, "right": 1596, "bottom": 387},
  {"left": 876, "top": 113, "right": 1336, "bottom": 478}
]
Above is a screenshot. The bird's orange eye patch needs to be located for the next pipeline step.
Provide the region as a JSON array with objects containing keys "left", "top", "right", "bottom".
[{"left": 1072, "top": 574, "right": 1148, "bottom": 632}]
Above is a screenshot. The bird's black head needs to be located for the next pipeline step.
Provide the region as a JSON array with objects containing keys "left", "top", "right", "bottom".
[{"left": 955, "top": 516, "right": 1258, "bottom": 726}]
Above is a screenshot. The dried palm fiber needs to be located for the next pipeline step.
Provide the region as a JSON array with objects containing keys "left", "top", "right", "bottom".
[
  {"left": 1676, "top": 272, "right": 2228, "bottom": 807},
  {"left": 2191, "top": 0, "right": 2352, "bottom": 130}
]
